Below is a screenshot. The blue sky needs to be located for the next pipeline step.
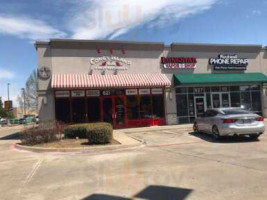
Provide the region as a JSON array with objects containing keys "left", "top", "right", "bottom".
[{"left": 0, "top": 0, "right": 267, "bottom": 106}]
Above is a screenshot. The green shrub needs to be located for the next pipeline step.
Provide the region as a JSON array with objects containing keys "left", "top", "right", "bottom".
[
  {"left": 64, "top": 124, "right": 90, "bottom": 139},
  {"left": 86, "top": 123, "right": 113, "bottom": 144}
]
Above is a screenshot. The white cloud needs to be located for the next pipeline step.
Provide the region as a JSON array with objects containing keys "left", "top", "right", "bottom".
[
  {"left": 0, "top": 68, "right": 14, "bottom": 80},
  {"left": 69, "top": 0, "right": 219, "bottom": 40},
  {"left": 252, "top": 10, "right": 262, "bottom": 15},
  {"left": 0, "top": 14, "right": 67, "bottom": 41}
]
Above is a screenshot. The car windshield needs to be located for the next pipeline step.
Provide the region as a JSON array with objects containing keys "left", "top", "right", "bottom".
[{"left": 222, "top": 109, "right": 252, "bottom": 115}]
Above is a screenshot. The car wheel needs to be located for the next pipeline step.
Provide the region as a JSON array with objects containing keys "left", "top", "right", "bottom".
[
  {"left": 193, "top": 122, "right": 199, "bottom": 133},
  {"left": 212, "top": 126, "right": 221, "bottom": 141},
  {"left": 249, "top": 134, "right": 260, "bottom": 140}
]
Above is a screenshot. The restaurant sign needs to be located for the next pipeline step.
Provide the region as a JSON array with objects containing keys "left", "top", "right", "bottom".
[
  {"left": 161, "top": 57, "right": 197, "bottom": 69},
  {"left": 209, "top": 54, "right": 249, "bottom": 70},
  {"left": 90, "top": 56, "right": 131, "bottom": 70}
]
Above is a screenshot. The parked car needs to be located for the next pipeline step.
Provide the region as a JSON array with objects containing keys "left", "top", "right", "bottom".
[
  {"left": 0, "top": 118, "right": 8, "bottom": 126},
  {"left": 19, "top": 118, "right": 26, "bottom": 124},
  {"left": 193, "top": 108, "right": 265, "bottom": 140}
]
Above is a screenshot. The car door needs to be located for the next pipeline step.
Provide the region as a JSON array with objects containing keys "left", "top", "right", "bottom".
[
  {"left": 199, "top": 110, "right": 210, "bottom": 133},
  {"left": 205, "top": 110, "right": 217, "bottom": 134}
]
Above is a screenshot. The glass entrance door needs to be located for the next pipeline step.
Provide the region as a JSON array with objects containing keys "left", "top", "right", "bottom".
[
  {"left": 103, "top": 98, "right": 113, "bottom": 124},
  {"left": 114, "top": 96, "right": 126, "bottom": 128},
  {"left": 194, "top": 97, "right": 206, "bottom": 118},
  {"left": 102, "top": 96, "right": 126, "bottom": 128}
]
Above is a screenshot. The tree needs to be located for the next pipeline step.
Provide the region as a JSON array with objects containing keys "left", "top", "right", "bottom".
[
  {"left": 17, "top": 70, "right": 38, "bottom": 112},
  {"left": 0, "top": 97, "right": 14, "bottom": 119}
]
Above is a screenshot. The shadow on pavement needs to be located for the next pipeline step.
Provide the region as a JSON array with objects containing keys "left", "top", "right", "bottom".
[
  {"left": 82, "top": 185, "right": 192, "bottom": 200},
  {"left": 189, "top": 131, "right": 259, "bottom": 143},
  {"left": 0, "top": 132, "right": 20, "bottom": 140}
]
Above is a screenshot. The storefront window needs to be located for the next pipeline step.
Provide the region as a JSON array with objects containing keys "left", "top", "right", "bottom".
[
  {"left": 211, "top": 87, "right": 220, "bottom": 92},
  {"left": 251, "top": 91, "right": 261, "bottom": 112},
  {"left": 176, "top": 94, "right": 188, "bottom": 116},
  {"left": 251, "top": 85, "right": 260, "bottom": 91},
  {"left": 230, "top": 86, "right": 240, "bottom": 91},
  {"left": 176, "top": 88, "right": 187, "bottom": 93},
  {"left": 55, "top": 99, "right": 70, "bottom": 123},
  {"left": 140, "top": 96, "right": 152, "bottom": 118},
  {"left": 126, "top": 96, "right": 139, "bottom": 120},
  {"left": 87, "top": 98, "right": 100, "bottom": 122},
  {"left": 206, "top": 93, "right": 211, "bottom": 109},
  {"left": 152, "top": 95, "right": 164, "bottom": 118},
  {"left": 221, "top": 86, "right": 229, "bottom": 92},
  {"left": 240, "top": 86, "right": 250, "bottom": 92},
  {"left": 188, "top": 94, "right": 195, "bottom": 116},
  {"left": 230, "top": 92, "right": 241, "bottom": 107},
  {"left": 72, "top": 98, "right": 85, "bottom": 123},
  {"left": 241, "top": 92, "right": 251, "bottom": 110}
]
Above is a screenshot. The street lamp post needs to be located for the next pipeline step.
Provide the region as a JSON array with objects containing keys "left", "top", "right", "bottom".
[
  {"left": 21, "top": 88, "right": 26, "bottom": 117},
  {"left": 7, "top": 83, "right": 10, "bottom": 101}
]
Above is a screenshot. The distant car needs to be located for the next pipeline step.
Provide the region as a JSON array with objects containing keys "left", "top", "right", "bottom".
[
  {"left": 35, "top": 116, "right": 39, "bottom": 124},
  {"left": 193, "top": 108, "right": 265, "bottom": 140},
  {"left": 0, "top": 118, "right": 8, "bottom": 125},
  {"left": 19, "top": 118, "right": 26, "bottom": 124}
]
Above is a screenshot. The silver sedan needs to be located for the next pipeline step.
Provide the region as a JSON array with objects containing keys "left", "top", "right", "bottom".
[{"left": 193, "top": 108, "right": 265, "bottom": 140}]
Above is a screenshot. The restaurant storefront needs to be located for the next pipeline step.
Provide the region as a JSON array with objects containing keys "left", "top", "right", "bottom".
[
  {"left": 51, "top": 74, "right": 170, "bottom": 128},
  {"left": 36, "top": 40, "right": 267, "bottom": 127}
]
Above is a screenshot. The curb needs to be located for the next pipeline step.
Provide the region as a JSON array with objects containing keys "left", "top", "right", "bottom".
[{"left": 14, "top": 142, "right": 144, "bottom": 154}]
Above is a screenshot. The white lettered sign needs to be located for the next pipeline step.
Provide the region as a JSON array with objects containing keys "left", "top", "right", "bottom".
[
  {"left": 55, "top": 91, "right": 70, "bottom": 98},
  {"left": 126, "top": 89, "right": 138, "bottom": 96},
  {"left": 151, "top": 88, "right": 163, "bottom": 94},
  {"left": 72, "top": 90, "right": 85, "bottom": 97},
  {"left": 139, "top": 89, "right": 150, "bottom": 95},
  {"left": 86, "top": 90, "right": 100, "bottom": 97}
]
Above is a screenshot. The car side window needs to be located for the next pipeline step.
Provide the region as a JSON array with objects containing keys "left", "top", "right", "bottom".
[
  {"left": 205, "top": 110, "right": 217, "bottom": 117},
  {"left": 205, "top": 110, "right": 212, "bottom": 117}
]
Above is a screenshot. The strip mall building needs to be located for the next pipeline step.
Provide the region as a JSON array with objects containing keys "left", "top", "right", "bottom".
[{"left": 35, "top": 39, "right": 267, "bottom": 128}]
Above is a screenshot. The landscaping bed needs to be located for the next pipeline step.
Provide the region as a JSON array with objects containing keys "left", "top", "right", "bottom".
[
  {"left": 19, "top": 122, "right": 117, "bottom": 148},
  {"left": 33, "top": 138, "right": 120, "bottom": 148}
]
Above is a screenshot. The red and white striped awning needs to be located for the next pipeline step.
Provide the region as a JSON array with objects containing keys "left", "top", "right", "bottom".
[{"left": 51, "top": 73, "right": 171, "bottom": 89}]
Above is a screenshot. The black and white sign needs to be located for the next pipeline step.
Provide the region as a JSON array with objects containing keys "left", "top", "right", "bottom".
[
  {"left": 72, "top": 90, "right": 85, "bottom": 97},
  {"left": 55, "top": 91, "right": 70, "bottom": 98},
  {"left": 86, "top": 90, "right": 100, "bottom": 97},
  {"left": 126, "top": 89, "right": 138, "bottom": 95},
  {"left": 209, "top": 54, "right": 249, "bottom": 71},
  {"left": 151, "top": 88, "right": 163, "bottom": 94},
  {"left": 139, "top": 89, "right": 150, "bottom": 95}
]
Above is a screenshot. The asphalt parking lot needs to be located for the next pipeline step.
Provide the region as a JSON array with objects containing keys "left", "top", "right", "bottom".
[{"left": 1, "top": 124, "right": 267, "bottom": 200}]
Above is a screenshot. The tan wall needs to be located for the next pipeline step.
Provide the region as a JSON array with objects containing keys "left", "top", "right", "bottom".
[
  {"left": 36, "top": 42, "right": 267, "bottom": 123},
  {"left": 51, "top": 49, "right": 163, "bottom": 75}
]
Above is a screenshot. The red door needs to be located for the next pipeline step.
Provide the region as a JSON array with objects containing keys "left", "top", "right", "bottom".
[{"left": 101, "top": 96, "right": 127, "bottom": 129}]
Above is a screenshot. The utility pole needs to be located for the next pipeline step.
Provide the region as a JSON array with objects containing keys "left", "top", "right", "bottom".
[{"left": 7, "top": 83, "right": 10, "bottom": 101}]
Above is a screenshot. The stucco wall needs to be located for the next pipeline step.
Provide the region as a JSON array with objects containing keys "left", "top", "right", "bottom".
[{"left": 36, "top": 40, "right": 267, "bottom": 124}]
